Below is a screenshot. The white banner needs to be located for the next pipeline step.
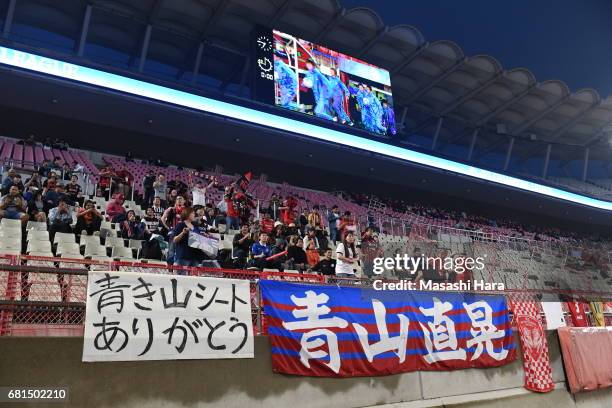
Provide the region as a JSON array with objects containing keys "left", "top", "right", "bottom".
[{"left": 83, "top": 271, "right": 254, "bottom": 362}]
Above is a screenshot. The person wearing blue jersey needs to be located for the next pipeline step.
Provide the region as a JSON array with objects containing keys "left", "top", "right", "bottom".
[
  {"left": 303, "top": 59, "right": 333, "bottom": 120},
  {"left": 328, "top": 72, "right": 353, "bottom": 125},
  {"left": 274, "top": 57, "right": 298, "bottom": 108},
  {"left": 381, "top": 99, "right": 397, "bottom": 136}
]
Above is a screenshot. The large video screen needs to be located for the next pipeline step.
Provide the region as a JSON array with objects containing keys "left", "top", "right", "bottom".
[{"left": 251, "top": 27, "right": 396, "bottom": 136}]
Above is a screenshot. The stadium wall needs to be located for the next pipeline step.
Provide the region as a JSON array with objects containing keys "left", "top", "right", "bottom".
[{"left": 1, "top": 333, "right": 611, "bottom": 408}]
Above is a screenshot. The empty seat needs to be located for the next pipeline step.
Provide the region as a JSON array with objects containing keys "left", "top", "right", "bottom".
[
  {"left": 105, "top": 237, "right": 126, "bottom": 248},
  {"left": 79, "top": 235, "right": 100, "bottom": 247},
  {"left": 27, "top": 230, "right": 49, "bottom": 242},
  {"left": 56, "top": 242, "right": 81, "bottom": 256},
  {"left": 26, "top": 240, "right": 52, "bottom": 254},
  {"left": 84, "top": 243, "right": 108, "bottom": 257},
  {"left": 0, "top": 218, "right": 21, "bottom": 229},
  {"left": 27, "top": 250, "right": 54, "bottom": 257},
  {"left": 111, "top": 246, "right": 134, "bottom": 259},
  {"left": 26, "top": 221, "right": 47, "bottom": 231},
  {"left": 54, "top": 232, "right": 76, "bottom": 244}
]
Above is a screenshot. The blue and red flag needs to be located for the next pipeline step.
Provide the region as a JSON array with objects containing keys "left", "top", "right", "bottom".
[{"left": 260, "top": 281, "right": 516, "bottom": 377}]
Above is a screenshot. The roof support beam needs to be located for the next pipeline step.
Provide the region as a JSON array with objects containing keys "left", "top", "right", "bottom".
[
  {"left": 75, "top": 4, "right": 92, "bottom": 57},
  {"left": 583, "top": 118, "right": 612, "bottom": 147},
  {"left": 356, "top": 26, "right": 388, "bottom": 58},
  {"left": 474, "top": 84, "right": 536, "bottom": 127},
  {"left": 582, "top": 147, "right": 590, "bottom": 181},
  {"left": 518, "top": 101, "right": 600, "bottom": 161},
  {"left": 510, "top": 94, "right": 570, "bottom": 136},
  {"left": 314, "top": 8, "right": 345, "bottom": 43},
  {"left": 238, "top": 56, "right": 250, "bottom": 96},
  {"left": 472, "top": 136, "right": 508, "bottom": 161},
  {"left": 268, "top": 0, "right": 293, "bottom": 26},
  {"left": 2, "top": 0, "right": 17, "bottom": 39},
  {"left": 440, "top": 71, "right": 503, "bottom": 116},
  {"left": 390, "top": 43, "right": 429, "bottom": 75},
  {"left": 137, "top": 24, "right": 152, "bottom": 73},
  {"left": 190, "top": 42, "right": 204, "bottom": 85},
  {"left": 431, "top": 117, "right": 443, "bottom": 150},
  {"left": 467, "top": 129, "right": 479, "bottom": 160},
  {"left": 503, "top": 137, "right": 514, "bottom": 170},
  {"left": 542, "top": 144, "right": 552, "bottom": 179},
  {"left": 401, "top": 58, "right": 467, "bottom": 106}
]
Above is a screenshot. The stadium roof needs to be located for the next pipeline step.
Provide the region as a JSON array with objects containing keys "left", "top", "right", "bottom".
[{"left": 4, "top": 0, "right": 612, "bottom": 163}]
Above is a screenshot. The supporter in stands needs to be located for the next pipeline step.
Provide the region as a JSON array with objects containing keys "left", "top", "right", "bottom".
[
  {"left": 305, "top": 239, "right": 320, "bottom": 268},
  {"left": 233, "top": 224, "right": 253, "bottom": 268},
  {"left": 171, "top": 207, "right": 201, "bottom": 269},
  {"left": 161, "top": 195, "right": 185, "bottom": 233},
  {"left": 311, "top": 249, "right": 336, "bottom": 275},
  {"left": 42, "top": 173, "right": 58, "bottom": 192},
  {"left": 167, "top": 189, "right": 179, "bottom": 207},
  {"left": 335, "top": 231, "right": 359, "bottom": 277},
  {"left": 224, "top": 185, "right": 240, "bottom": 231},
  {"left": 142, "top": 170, "right": 156, "bottom": 206},
  {"left": 328, "top": 205, "right": 341, "bottom": 244},
  {"left": 27, "top": 190, "right": 47, "bottom": 222},
  {"left": 151, "top": 196, "right": 165, "bottom": 220},
  {"left": 286, "top": 235, "right": 307, "bottom": 271},
  {"left": 267, "top": 193, "right": 281, "bottom": 220},
  {"left": 0, "top": 185, "right": 28, "bottom": 224},
  {"left": 298, "top": 208, "right": 308, "bottom": 236},
  {"left": 2, "top": 169, "right": 22, "bottom": 194},
  {"left": 249, "top": 232, "right": 274, "bottom": 270},
  {"left": 153, "top": 173, "right": 167, "bottom": 205},
  {"left": 75, "top": 200, "right": 102, "bottom": 235},
  {"left": 105, "top": 193, "right": 126, "bottom": 222},
  {"left": 71, "top": 161, "right": 85, "bottom": 174},
  {"left": 303, "top": 228, "right": 320, "bottom": 251},
  {"left": 168, "top": 176, "right": 187, "bottom": 197},
  {"left": 120, "top": 210, "right": 146, "bottom": 240},
  {"left": 98, "top": 166, "right": 115, "bottom": 197},
  {"left": 142, "top": 207, "right": 160, "bottom": 235},
  {"left": 113, "top": 181, "right": 131, "bottom": 200},
  {"left": 360, "top": 227, "right": 381, "bottom": 278},
  {"left": 259, "top": 211, "right": 274, "bottom": 235},
  {"left": 65, "top": 175, "right": 82, "bottom": 206},
  {"left": 338, "top": 210, "right": 355, "bottom": 238},
  {"left": 24, "top": 172, "right": 42, "bottom": 192},
  {"left": 48, "top": 199, "right": 73, "bottom": 241},
  {"left": 191, "top": 178, "right": 214, "bottom": 207},
  {"left": 61, "top": 163, "right": 72, "bottom": 180},
  {"left": 38, "top": 160, "right": 52, "bottom": 178},
  {"left": 279, "top": 195, "right": 298, "bottom": 225},
  {"left": 307, "top": 205, "right": 324, "bottom": 231},
  {"left": 43, "top": 184, "right": 66, "bottom": 212}
]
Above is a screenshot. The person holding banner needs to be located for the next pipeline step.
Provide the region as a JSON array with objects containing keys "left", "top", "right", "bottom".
[{"left": 171, "top": 207, "right": 201, "bottom": 270}]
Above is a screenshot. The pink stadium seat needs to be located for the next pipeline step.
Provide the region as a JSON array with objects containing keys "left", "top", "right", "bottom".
[
  {"left": 11, "top": 143, "right": 23, "bottom": 163},
  {"left": 23, "top": 145, "right": 34, "bottom": 170},
  {"left": 42, "top": 148, "right": 54, "bottom": 161},
  {"left": 0, "top": 142, "right": 14, "bottom": 161},
  {"left": 52, "top": 149, "right": 64, "bottom": 164},
  {"left": 34, "top": 146, "right": 44, "bottom": 164}
]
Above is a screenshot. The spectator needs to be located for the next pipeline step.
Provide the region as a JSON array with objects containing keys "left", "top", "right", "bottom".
[
  {"left": 43, "top": 184, "right": 66, "bottom": 212},
  {"left": 279, "top": 195, "right": 298, "bottom": 225},
  {"left": 312, "top": 249, "right": 336, "bottom": 275},
  {"left": 360, "top": 227, "right": 381, "bottom": 278},
  {"left": 161, "top": 196, "right": 185, "bottom": 233},
  {"left": 338, "top": 210, "right": 355, "bottom": 239},
  {"left": 286, "top": 235, "right": 307, "bottom": 271},
  {"left": 307, "top": 205, "right": 324, "bottom": 231},
  {"left": 38, "top": 160, "right": 52, "bottom": 177},
  {"left": 142, "top": 207, "right": 160, "bottom": 235},
  {"left": 105, "top": 193, "right": 126, "bottom": 222},
  {"left": 169, "top": 176, "right": 187, "bottom": 196},
  {"left": 142, "top": 170, "right": 156, "bottom": 206},
  {"left": 303, "top": 228, "right": 320, "bottom": 251},
  {"left": 298, "top": 208, "right": 308, "bottom": 236},
  {"left": 48, "top": 199, "right": 73, "bottom": 241},
  {"left": 232, "top": 224, "right": 254, "bottom": 268},
  {"left": 42, "top": 174, "right": 59, "bottom": 192},
  {"left": 24, "top": 173, "right": 42, "bottom": 192},
  {"left": 61, "top": 163, "right": 72, "bottom": 180},
  {"left": 171, "top": 207, "right": 200, "bottom": 269},
  {"left": 153, "top": 174, "right": 167, "bottom": 205},
  {"left": 328, "top": 205, "right": 341, "bottom": 244},
  {"left": 249, "top": 232, "right": 274, "bottom": 270},
  {"left": 65, "top": 175, "right": 82, "bottom": 206},
  {"left": 151, "top": 196, "right": 165, "bottom": 220},
  {"left": 120, "top": 210, "right": 146, "bottom": 240},
  {"left": 75, "top": 200, "right": 102, "bottom": 235},
  {"left": 0, "top": 185, "right": 28, "bottom": 224},
  {"left": 259, "top": 212, "right": 274, "bottom": 235},
  {"left": 335, "top": 231, "right": 358, "bottom": 278},
  {"left": 167, "top": 189, "right": 179, "bottom": 207},
  {"left": 114, "top": 181, "right": 131, "bottom": 200},
  {"left": 224, "top": 186, "right": 240, "bottom": 231},
  {"left": 27, "top": 190, "right": 47, "bottom": 223},
  {"left": 305, "top": 239, "right": 320, "bottom": 268},
  {"left": 71, "top": 161, "right": 85, "bottom": 174},
  {"left": 2, "top": 170, "right": 23, "bottom": 195},
  {"left": 267, "top": 193, "right": 281, "bottom": 219},
  {"left": 192, "top": 178, "right": 214, "bottom": 207}
]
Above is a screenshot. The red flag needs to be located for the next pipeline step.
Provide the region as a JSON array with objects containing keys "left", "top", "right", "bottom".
[
  {"left": 510, "top": 297, "right": 554, "bottom": 393},
  {"left": 566, "top": 301, "right": 589, "bottom": 327}
]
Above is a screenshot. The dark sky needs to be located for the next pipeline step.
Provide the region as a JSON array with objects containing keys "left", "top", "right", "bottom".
[{"left": 341, "top": 0, "right": 612, "bottom": 97}]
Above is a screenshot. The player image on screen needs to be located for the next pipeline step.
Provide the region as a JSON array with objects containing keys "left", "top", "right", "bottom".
[{"left": 272, "top": 29, "right": 395, "bottom": 136}]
